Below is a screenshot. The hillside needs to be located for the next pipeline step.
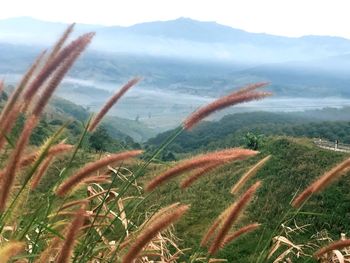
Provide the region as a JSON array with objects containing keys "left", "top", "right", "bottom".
[
  {"left": 49, "top": 97, "right": 156, "bottom": 142},
  {"left": 146, "top": 110, "right": 350, "bottom": 155},
  {"left": 3, "top": 20, "right": 350, "bottom": 263},
  {"left": 143, "top": 137, "right": 350, "bottom": 262},
  {"left": 1, "top": 88, "right": 156, "bottom": 142}
]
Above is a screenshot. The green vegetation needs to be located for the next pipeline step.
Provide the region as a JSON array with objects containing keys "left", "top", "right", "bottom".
[
  {"left": 0, "top": 89, "right": 148, "bottom": 151},
  {"left": 147, "top": 111, "right": 350, "bottom": 154},
  {"left": 50, "top": 96, "right": 157, "bottom": 142},
  {"left": 2, "top": 25, "right": 350, "bottom": 263},
  {"left": 143, "top": 137, "right": 349, "bottom": 262}
]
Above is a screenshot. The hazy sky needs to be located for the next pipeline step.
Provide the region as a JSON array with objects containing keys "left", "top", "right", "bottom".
[{"left": 2, "top": 0, "right": 350, "bottom": 38}]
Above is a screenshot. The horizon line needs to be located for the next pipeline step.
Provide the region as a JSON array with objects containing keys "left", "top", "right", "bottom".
[{"left": 0, "top": 15, "right": 349, "bottom": 40}]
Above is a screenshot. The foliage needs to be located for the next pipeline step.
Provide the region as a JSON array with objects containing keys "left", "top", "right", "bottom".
[
  {"left": 0, "top": 90, "right": 8, "bottom": 102},
  {"left": 244, "top": 132, "right": 263, "bottom": 150},
  {"left": 142, "top": 137, "right": 350, "bottom": 262},
  {"left": 1, "top": 26, "right": 350, "bottom": 263},
  {"left": 30, "top": 119, "right": 53, "bottom": 146},
  {"left": 88, "top": 125, "right": 123, "bottom": 152},
  {"left": 147, "top": 111, "right": 350, "bottom": 154}
]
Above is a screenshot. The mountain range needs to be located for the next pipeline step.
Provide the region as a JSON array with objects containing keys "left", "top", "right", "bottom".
[
  {"left": 2, "top": 17, "right": 350, "bottom": 130},
  {"left": 2, "top": 16, "right": 350, "bottom": 63}
]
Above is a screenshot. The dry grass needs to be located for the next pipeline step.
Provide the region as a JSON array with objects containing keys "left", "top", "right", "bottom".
[{"left": 0, "top": 23, "right": 347, "bottom": 263}]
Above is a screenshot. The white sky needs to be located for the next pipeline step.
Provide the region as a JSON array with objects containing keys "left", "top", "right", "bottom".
[{"left": 2, "top": 0, "right": 350, "bottom": 38}]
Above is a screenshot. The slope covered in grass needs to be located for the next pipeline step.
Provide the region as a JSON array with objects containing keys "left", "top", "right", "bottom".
[
  {"left": 147, "top": 111, "right": 350, "bottom": 154},
  {"left": 143, "top": 137, "right": 350, "bottom": 262}
]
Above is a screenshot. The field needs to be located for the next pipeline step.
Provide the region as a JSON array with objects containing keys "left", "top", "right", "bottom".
[{"left": 1, "top": 24, "right": 350, "bottom": 263}]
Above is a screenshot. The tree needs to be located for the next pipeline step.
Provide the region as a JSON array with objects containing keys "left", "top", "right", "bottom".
[
  {"left": 162, "top": 151, "right": 176, "bottom": 161},
  {"left": 0, "top": 90, "right": 8, "bottom": 102},
  {"left": 89, "top": 126, "right": 114, "bottom": 152},
  {"left": 244, "top": 132, "right": 263, "bottom": 150},
  {"left": 30, "top": 119, "right": 52, "bottom": 146}
]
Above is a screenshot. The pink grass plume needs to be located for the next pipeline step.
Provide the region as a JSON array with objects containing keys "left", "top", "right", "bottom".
[
  {"left": 122, "top": 204, "right": 189, "bottom": 263},
  {"left": 183, "top": 82, "right": 271, "bottom": 130},
  {"left": 56, "top": 206, "right": 86, "bottom": 263},
  {"left": 209, "top": 181, "right": 261, "bottom": 255},
  {"left": 146, "top": 148, "right": 258, "bottom": 191},
  {"left": 314, "top": 239, "right": 350, "bottom": 259},
  {"left": 292, "top": 156, "right": 350, "bottom": 208},
  {"left": 56, "top": 150, "right": 142, "bottom": 196},
  {"left": 88, "top": 77, "right": 141, "bottom": 132}
]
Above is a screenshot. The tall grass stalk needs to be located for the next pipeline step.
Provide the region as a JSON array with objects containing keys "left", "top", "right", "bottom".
[
  {"left": 4, "top": 24, "right": 337, "bottom": 263},
  {"left": 0, "top": 122, "right": 69, "bottom": 228}
]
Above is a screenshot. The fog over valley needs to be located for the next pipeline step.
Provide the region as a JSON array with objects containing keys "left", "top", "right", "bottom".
[{"left": 2, "top": 17, "right": 350, "bottom": 131}]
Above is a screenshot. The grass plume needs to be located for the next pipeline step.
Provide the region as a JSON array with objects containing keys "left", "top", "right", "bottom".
[
  {"left": 22, "top": 33, "right": 94, "bottom": 110},
  {"left": 30, "top": 156, "right": 54, "bottom": 189},
  {"left": 20, "top": 143, "right": 73, "bottom": 167},
  {"left": 88, "top": 77, "right": 141, "bottom": 132},
  {"left": 180, "top": 152, "right": 256, "bottom": 188},
  {"left": 209, "top": 181, "right": 261, "bottom": 255},
  {"left": 32, "top": 33, "right": 94, "bottom": 116},
  {"left": 0, "top": 116, "right": 38, "bottom": 211},
  {"left": 314, "top": 239, "right": 350, "bottom": 259},
  {"left": 221, "top": 223, "right": 260, "bottom": 248},
  {"left": 0, "top": 241, "right": 25, "bottom": 262},
  {"left": 55, "top": 150, "right": 143, "bottom": 196},
  {"left": 0, "top": 79, "right": 3, "bottom": 95},
  {"left": 0, "top": 50, "right": 46, "bottom": 150},
  {"left": 56, "top": 206, "right": 86, "bottom": 263},
  {"left": 180, "top": 162, "right": 223, "bottom": 188},
  {"left": 146, "top": 148, "right": 258, "bottom": 191},
  {"left": 46, "top": 23, "right": 75, "bottom": 63},
  {"left": 201, "top": 216, "right": 224, "bottom": 247},
  {"left": 231, "top": 155, "right": 271, "bottom": 194},
  {"left": 122, "top": 203, "right": 189, "bottom": 263},
  {"left": 233, "top": 82, "right": 270, "bottom": 95},
  {"left": 183, "top": 83, "right": 271, "bottom": 130},
  {"left": 292, "top": 156, "right": 350, "bottom": 208}
]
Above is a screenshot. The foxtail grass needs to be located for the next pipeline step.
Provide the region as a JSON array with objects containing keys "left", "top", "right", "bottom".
[
  {"left": 0, "top": 79, "right": 3, "bottom": 94},
  {"left": 32, "top": 33, "right": 94, "bottom": 116},
  {"left": 221, "top": 223, "right": 260, "bottom": 248},
  {"left": 0, "top": 116, "right": 38, "bottom": 211},
  {"left": 180, "top": 162, "right": 223, "bottom": 188},
  {"left": 208, "top": 181, "right": 261, "bottom": 255},
  {"left": 46, "top": 23, "right": 75, "bottom": 64},
  {"left": 0, "top": 241, "right": 25, "bottom": 262},
  {"left": 35, "top": 236, "right": 62, "bottom": 263},
  {"left": 231, "top": 155, "right": 270, "bottom": 194},
  {"left": 121, "top": 203, "right": 189, "bottom": 263},
  {"left": 55, "top": 150, "right": 143, "bottom": 196},
  {"left": 0, "top": 50, "right": 46, "bottom": 151},
  {"left": 88, "top": 77, "right": 141, "bottom": 132},
  {"left": 146, "top": 148, "right": 258, "bottom": 191},
  {"left": 0, "top": 32, "right": 94, "bottom": 212},
  {"left": 22, "top": 33, "right": 94, "bottom": 111},
  {"left": 30, "top": 156, "right": 54, "bottom": 189},
  {"left": 0, "top": 23, "right": 301, "bottom": 263},
  {"left": 20, "top": 143, "right": 73, "bottom": 167},
  {"left": 292, "top": 156, "right": 350, "bottom": 208},
  {"left": 183, "top": 84, "right": 271, "bottom": 130},
  {"left": 201, "top": 217, "right": 224, "bottom": 248},
  {"left": 314, "top": 239, "right": 350, "bottom": 259},
  {"left": 56, "top": 206, "right": 86, "bottom": 263},
  {"left": 234, "top": 82, "right": 270, "bottom": 95}
]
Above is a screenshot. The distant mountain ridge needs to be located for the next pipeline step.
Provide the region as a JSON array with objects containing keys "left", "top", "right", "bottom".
[
  {"left": 2, "top": 17, "right": 350, "bottom": 63},
  {"left": 2, "top": 16, "right": 350, "bottom": 128}
]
